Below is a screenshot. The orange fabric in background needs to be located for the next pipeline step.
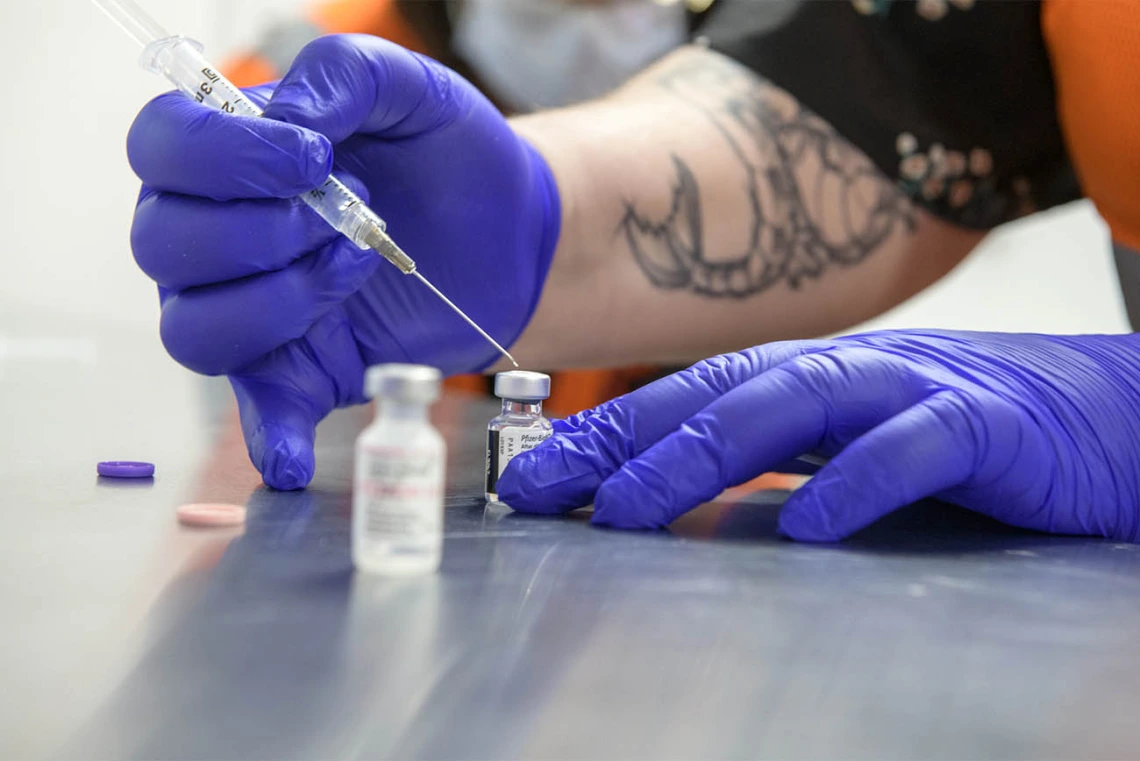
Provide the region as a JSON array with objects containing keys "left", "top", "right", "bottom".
[
  {"left": 222, "top": 0, "right": 429, "bottom": 88},
  {"left": 307, "top": 0, "right": 425, "bottom": 50},
  {"left": 545, "top": 367, "right": 657, "bottom": 418},
  {"left": 221, "top": 0, "right": 659, "bottom": 415},
  {"left": 1043, "top": 0, "right": 1140, "bottom": 251},
  {"left": 225, "top": 56, "right": 278, "bottom": 89}
]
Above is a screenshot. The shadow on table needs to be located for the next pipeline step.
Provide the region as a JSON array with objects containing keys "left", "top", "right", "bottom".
[
  {"left": 57, "top": 485, "right": 600, "bottom": 761},
  {"left": 668, "top": 488, "right": 1073, "bottom": 555},
  {"left": 56, "top": 487, "right": 357, "bottom": 760},
  {"left": 488, "top": 488, "right": 1066, "bottom": 556}
]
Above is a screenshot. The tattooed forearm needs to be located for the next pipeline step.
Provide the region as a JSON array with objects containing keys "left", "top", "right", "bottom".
[{"left": 620, "top": 53, "right": 915, "bottom": 298}]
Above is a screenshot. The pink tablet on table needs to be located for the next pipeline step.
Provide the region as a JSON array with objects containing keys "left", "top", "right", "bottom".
[{"left": 176, "top": 503, "right": 247, "bottom": 528}]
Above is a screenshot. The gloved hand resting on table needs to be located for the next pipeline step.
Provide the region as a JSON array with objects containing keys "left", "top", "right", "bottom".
[
  {"left": 497, "top": 330, "right": 1140, "bottom": 542},
  {"left": 127, "top": 35, "right": 560, "bottom": 489}
]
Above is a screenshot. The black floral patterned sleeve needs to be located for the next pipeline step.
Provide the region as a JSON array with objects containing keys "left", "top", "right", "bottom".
[{"left": 695, "top": 0, "right": 1080, "bottom": 229}]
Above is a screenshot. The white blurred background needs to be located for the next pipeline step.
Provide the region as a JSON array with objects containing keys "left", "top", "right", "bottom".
[
  {"left": 0, "top": 0, "right": 315, "bottom": 509},
  {"left": 0, "top": 0, "right": 1129, "bottom": 357},
  {"left": 0, "top": 0, "right": 312, "bottom": 329}
]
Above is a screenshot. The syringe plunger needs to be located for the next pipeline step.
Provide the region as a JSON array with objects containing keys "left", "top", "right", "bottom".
[{"left": 91, "top": 0, "right": 170, "bottom": 48}]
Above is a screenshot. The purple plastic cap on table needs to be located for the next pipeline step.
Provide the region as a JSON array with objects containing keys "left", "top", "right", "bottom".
[{"left": 97, "top": 461, "right": 155, "bottom": 479}]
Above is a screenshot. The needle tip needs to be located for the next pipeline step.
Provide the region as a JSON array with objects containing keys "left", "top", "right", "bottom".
[{"left": 411, "top": 271, "right": 519, "bottom": 369}]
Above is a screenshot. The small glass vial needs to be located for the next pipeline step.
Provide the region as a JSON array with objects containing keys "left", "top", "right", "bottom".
[
  {"left": 353, "top": 364, "right": 445, "bottom": 575},
  {"left": 485, "top": 371, "right": 554, "bottom": 503}
]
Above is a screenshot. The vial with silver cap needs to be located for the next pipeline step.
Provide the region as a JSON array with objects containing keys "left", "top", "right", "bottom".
[
  {"left": 486, "top": 371, "right": 554, "bottom": 503},
  {"left": 353, "top": 364, "right": 445, "bottom": 575}
]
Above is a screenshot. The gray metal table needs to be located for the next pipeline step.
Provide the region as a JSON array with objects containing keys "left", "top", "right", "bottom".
[{"left": 4, "top": 312, "right": 1140, "bottom": 760}]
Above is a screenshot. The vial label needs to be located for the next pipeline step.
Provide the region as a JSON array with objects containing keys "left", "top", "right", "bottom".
[
  {"left": 358, "top": 447, "right": 443, "bottom": 542},
  {"left": 485, "top": 427, "right": 552, "bottom": 497}
]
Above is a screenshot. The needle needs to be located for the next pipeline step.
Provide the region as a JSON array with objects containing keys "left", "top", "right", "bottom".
[{"left": 412, "top": 272, "right": 519, "bottom": 367}]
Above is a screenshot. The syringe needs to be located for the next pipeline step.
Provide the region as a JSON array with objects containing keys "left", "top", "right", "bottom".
[{"left": 91, "top": 0, "right": 518, "bottom": 368}]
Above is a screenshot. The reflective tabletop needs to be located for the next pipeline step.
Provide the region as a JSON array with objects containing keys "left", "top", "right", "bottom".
[{"left": 4, "top": 312, "right": 1140, "bottom": 760}]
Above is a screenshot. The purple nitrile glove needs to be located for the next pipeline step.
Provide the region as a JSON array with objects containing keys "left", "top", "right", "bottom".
[
  {"left": 127, "top": 35, "right": 560, "bottom": 490},
  {"left": 497, "top": 330, "right": 1140, "bottom": 542}
]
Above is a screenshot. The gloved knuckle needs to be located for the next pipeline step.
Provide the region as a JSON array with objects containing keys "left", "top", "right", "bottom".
[
  {"left": 129, "top": 215, "right": 163, "bottom": 280},
  {"left": 933, "top": 389, "right": 988, "bottom": 462},
  {"left": 957, "top": 388, "right": 1031, "bottom": 477},
  {"left": 403, "top": 53, "right": 461, "bottom": 132},
  {"left": 126, "top": 101, "right": 166, "bottom": 175},
  {"left": 782, "top": 352, "right": 843, "bottom": 391},
  {"left": 680, "top": 413, "right": 734, "bottom": 480},
  {"left": 130, "top": 92, "right": 182, "bottom": 139},
  {"left": 297, "top": 33, "right": 360, "bottom": 63},
  {"left": 293, "top": 34, "right": 390, "bottom": 90},
  {"left": 130, "top": 194, "right": 190, "bottom": 286},
  {"left": 158, "top": 311, "right": 195, "bottom": 371},
  {"left": 179, "top": 104, "right": 226, "bottom": 146},
  {"left": 691, "top": 352, "right": 754, "bottom": 392},
  {"left": 241, "top": 82, "right": 277, "bottom": 108},
  {"left": 159, "top": 303, "right": 226, "bottom": 376},
  {"left": 415, "top": 52, "right": 456, "bottom": 103},
  {"left": 741, "top": 339, "right": 815, "bottom": 370}
]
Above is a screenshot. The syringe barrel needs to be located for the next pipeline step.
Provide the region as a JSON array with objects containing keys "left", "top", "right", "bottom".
[
  {"left": 141, "top": 37, "right": 264, "bottom": 118},
  {"left": 140, "top": 36, "right": 398, "bottom": 257}
]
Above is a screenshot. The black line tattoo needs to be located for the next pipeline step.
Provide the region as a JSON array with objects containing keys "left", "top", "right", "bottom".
[{"left": 621, "top": 54, "right": 915, "bottom": 298}]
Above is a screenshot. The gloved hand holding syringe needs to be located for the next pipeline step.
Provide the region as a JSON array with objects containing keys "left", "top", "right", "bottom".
[{"left": 92, "top": 0, "right": 517, "bottom": 367}]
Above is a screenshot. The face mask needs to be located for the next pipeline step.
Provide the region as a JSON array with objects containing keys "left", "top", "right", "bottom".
[{"left": 452, "top": 0, "right": 689, "bottom": 112}]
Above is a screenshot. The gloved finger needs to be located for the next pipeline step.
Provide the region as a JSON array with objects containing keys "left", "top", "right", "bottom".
[
  {"left": 589, "top": 352, "right": 938, "bottom": 529},
  {"left": 131, "top": 171, "right": 368, "bottom": 290},
  {"left": 159, "top": 238, "right": 380, "bottom": 376},
  {"left": 552, "top": 399, "right": 619, "bottom": 435},
  {"left": 263, "top": 34, "right": 481, "bottom": 143},
  {"left": 776, "top": 390, "right": 985, "bottom": 542},
  {"left": 128, "top": 90, "right": 333, "bottom": 201},
  {"left": 229, "top": 311, "right": 365, "bottom": 491},
  {"left": 231, "top": 374, "right": 322, "bottom": 491},
  {"left": 496, "top": 341, "right": 834, "bottom": 514},
  {"left": 242, "top": 82, "right": 278, "bottom": 111}
]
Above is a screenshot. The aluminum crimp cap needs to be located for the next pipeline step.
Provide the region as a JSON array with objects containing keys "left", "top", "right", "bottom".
[{"left": 493, "top": 370, "right": 551, "bottom": 401}]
